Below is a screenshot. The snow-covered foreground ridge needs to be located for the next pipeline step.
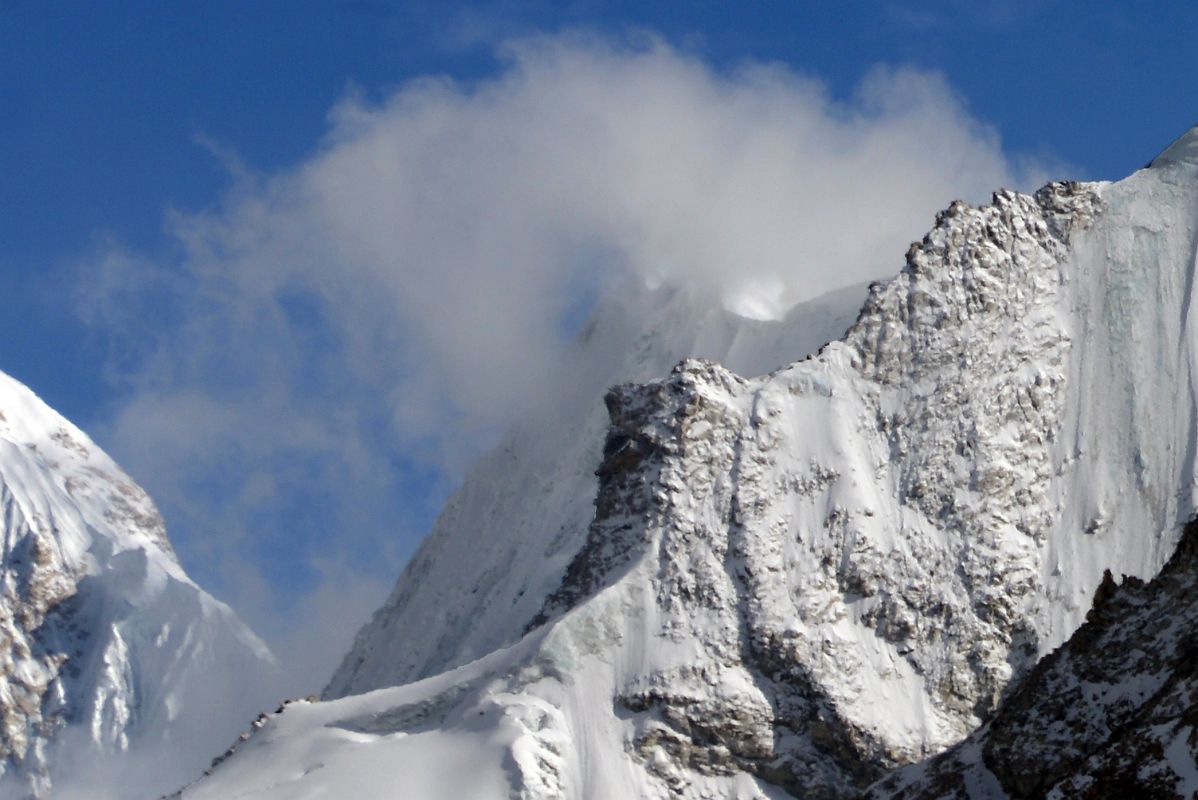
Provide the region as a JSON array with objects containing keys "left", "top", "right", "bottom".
[
  {"left": 0, "top": 370, "right": 279, "bottom": 797},
  {"left": 188, "top": 125, "right": 1198, "bottom": 799}
]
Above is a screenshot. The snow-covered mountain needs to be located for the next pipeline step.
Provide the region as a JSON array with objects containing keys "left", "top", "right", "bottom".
[
  {"left": 0, "top": 370, "right": 279, "bottom": 798},
  {"left": 181, "top": 125, "right": 1198, "bottom": 799},
  {"left": 326, "top": 279, "right": 868, "bottom": 697}
]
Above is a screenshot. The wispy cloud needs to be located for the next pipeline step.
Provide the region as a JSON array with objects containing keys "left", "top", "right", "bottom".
[
  {"left": 75, "top": 32, "right": 1054, "bottom": 696},
  {"left": 885, "top": 0, "right": 1059, "bottom": 31}
]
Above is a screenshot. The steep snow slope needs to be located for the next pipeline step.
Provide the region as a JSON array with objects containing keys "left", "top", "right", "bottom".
[
  {"left": 326, "top": 280, "right": 867, "bottom": 697},
  {"left": 0, "top": 370, "right": 279, "bottom": 797},
  {"left": 868, "top": 517, "right": 1198, "bottom": 800},
  {"left": 189, "top": 126, "right": 1198, "bottom": 799}
]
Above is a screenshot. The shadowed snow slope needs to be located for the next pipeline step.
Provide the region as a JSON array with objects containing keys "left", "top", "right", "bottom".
[
  {"left": 0, "top": 370, "right": 279, "bottom": 798},
  {"left": 188, "top": 125, "right": 1198, "bottom": 799}
]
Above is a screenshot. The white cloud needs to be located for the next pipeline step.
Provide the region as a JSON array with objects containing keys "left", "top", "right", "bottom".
[{"left": 76, "top": 32, "right": 1055, "bottom": 698}]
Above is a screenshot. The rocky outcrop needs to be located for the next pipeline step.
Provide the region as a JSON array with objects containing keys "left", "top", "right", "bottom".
[
  {"left": 868, "top": 518, "right": 1198, "bottom": 799},
  {"left": 326, "top": 281, "right": 868, "bottom": 698}
]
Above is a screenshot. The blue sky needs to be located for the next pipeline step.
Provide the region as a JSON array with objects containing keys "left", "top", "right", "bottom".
[
  {"left": 4, "top": 1, "right": 1198, "bottom": 689},
  {"left": 6, "top": 1, "right": 1198, "bottom": 421}
]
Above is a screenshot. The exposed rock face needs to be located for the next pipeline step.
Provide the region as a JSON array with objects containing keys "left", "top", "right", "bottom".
[
  {"left": 326, "top": 281, "right": 868, "bottom": 698},
  {"left": 0, "top": 371, "right": 278, "bottom": 797},
  {"left": 837, "top": 183, "right": 1099, "bottom": 721},
  {"left": 509, "top": 181, "right": 1106, "bottom": 796},
  {"left": 185, "top": 127, "right": 1198, "bottom": 799},
  {"left": 868, "top": 518, "right": 1198, "bottom": 800}
]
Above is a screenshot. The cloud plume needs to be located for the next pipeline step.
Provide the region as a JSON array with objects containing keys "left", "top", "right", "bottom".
[{"left": 77, "top": 32, "right": 1054, "bottom": 694}]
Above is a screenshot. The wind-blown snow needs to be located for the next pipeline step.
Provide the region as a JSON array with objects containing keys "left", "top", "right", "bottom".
[
  {"left": 0, "top": 370, "right": 279, "bottom": 798},
  {"left": 187, "top": 125, "right": 1198, "bottom": 799}
]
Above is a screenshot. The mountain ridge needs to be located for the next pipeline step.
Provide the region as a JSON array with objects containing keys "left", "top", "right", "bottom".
[
  {"left": 185, "top": 125, "right": 1198, "bottom": 798},
  {"left": 325, "top": 280, "right": 869, "bottom": 699}
]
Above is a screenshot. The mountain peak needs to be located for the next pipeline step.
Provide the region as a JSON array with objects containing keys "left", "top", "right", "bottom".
[
  {"left": 0, "top": 369, "right": 277, "bottom": 798},
  {"left": 1148, "top": 122, "right": 1198, "bottom": 169},
  {"left": 0, "top": 369, "right": 177, "bottom": 563},
  {"left": 181, "top": 126, "right": 1198, "bottom": 798}
]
